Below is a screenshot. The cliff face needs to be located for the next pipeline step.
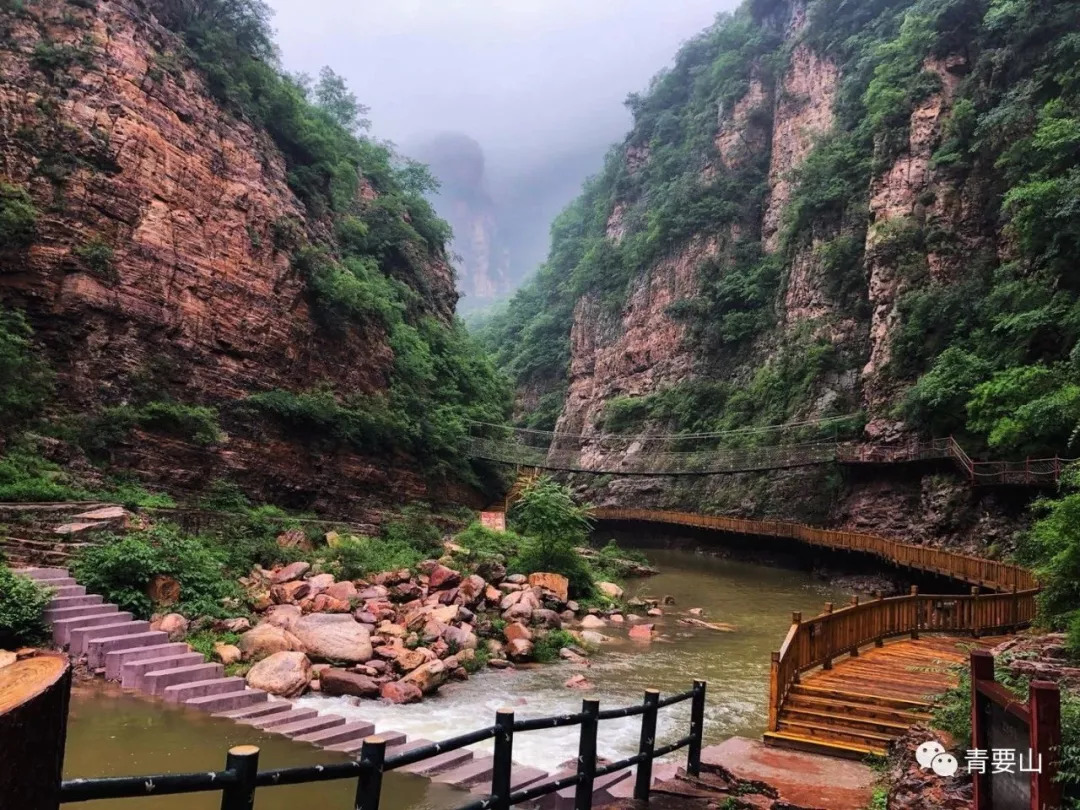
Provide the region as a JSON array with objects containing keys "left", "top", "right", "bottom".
[
  {"left": 484, "top": 0, "right": 1077, "bottom": 540},
  {"left": 0, "top": 0, "right": 495, "bottom": 514}
]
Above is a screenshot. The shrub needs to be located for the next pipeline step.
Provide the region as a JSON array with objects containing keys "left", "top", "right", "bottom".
[
  {"left": 382, "top": 506, "right": 443, "bottom": 556},
  {"left": 327, "top": 536, "right": 423, "bottom": 580},
  {"left": 532, "top": 629, "right": 577, "bottom": 663},
  {"left": 72, "top": 524, "right": 238, "bottom": 619},
  {"left": 0, "top": 449, "right": 87, "bottom": 501},
  {"left": 0, "top": 565, "right": 53, "bottom": 647},
  {"left": 82, "top": 401, "right": 222, "bottom": 452},
  {"left": 453, "top": 522, "right": 520, "bottom": 563},
  {"left": 0, "top": 307, "right": 54, "bottom": 432},
  {"left": 73, "top": 236, "right": 116, "bottom": 281},
  {"left": 0, "top": 183, "right": 37, "bottom": 247}
]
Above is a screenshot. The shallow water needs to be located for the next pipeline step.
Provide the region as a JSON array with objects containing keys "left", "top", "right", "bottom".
[{"left": 63, "top": 546, "right": 849, "bottom": 808}]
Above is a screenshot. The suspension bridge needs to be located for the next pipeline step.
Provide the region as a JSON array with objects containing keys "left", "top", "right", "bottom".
[{"left": 467, "top": 419, "right": 1074, "bottom": 486}]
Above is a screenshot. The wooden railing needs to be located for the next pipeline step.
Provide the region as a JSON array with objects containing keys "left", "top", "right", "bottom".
[
  {"left": 591, "top": 508, "right": 1037, "bottom": 592},
  {"left": 765, "top": 588, "right": 1038, "bottom": 731}
]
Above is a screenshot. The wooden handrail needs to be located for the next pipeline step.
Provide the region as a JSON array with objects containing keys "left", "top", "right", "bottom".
[{"left": 590, "top": 507, "right": 1037, "bottom": 592}]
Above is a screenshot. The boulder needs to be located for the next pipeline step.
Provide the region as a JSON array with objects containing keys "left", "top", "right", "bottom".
[
  {"left": 580, "top": 615, "right": 606, "bottom": 629},
  {"left": 506, "top": 639, "right": 534, "bottom": 662},
  {"left": 527, "top": 573, "right": 569, "bottom": 603},
  {"left": 320, "top": 668, "right": 381, "bottom": 698},
  {"left": 566, "top": 600, "right": 580, "bottom": 613},
  {"left": 502, "top": 602, "right": 534, "bottom": 622},
  {"left": 401, "top": 659, "right": 448, "bottom": 694},
  {"left": 500, "top": 590, "right": 525, "bottom": 610},
  {"left": 458, "top": 575, "right": 487, "bottom": 606},
  {"left": 429, "top": 565, "right": 461, "bottom": 590},
  {"left": 532, "top": 609, "right": 563, "bottom": 629},
  {"left": 504, "top": 622, "right": 533, "bottom": 643},
  {"left": 390, "top": 582, "right": 423, "bottom": 602},
  {"left": 378, "top": 621, "right": 406, "bottom": 638},
  {"left": 276, "top": 529, "right": 311, "bottom": 551},
  {"left": 221, "top": 617, "right": 251, "bottom": 634},
  {"left": 147, "top": 574, "right": 180, "bottom": 606},
  {"left": 443, "top": 626, "right": 478, "bottom": 650},
  {"left": 488, "top": 658, "right": 513, "bottom": 669},
  {"left": 307, "top": 573, "right": 336, "bottom": 594},
  {"left": 326, "top": 581, "right": 358, "bottom": 603},
  {"left": 580, "top": 630, "right": 610, "bottom": 645},
  {"left": 325, "top": 530, "right": 343, "bottom": 548},
  {"left": 381, "top": 681, "right": 422, "bottom": 704},
  {"left": 647, "top": 608, "right": 663, "bottom": 617},
  {"left": 272, "top": 561, "right": 311, "bottom": 584},
  {"left": 437, "top": 588, "right": 459, "bottom": 605},
  {"left": 506, "top": 574, "right": 527, "bottom": 585},
  {"left": 476, "top": 561, "right": 506, "bottom": 583},
  {"left": 272, "top": 581, "right": 310, "bottom": 604},
  {"left": 596, "top": 582, "right": 624, "bottom": 599},
  {"left": 609, "top": 614, "right": 625, "bottom": 624},
  {"left": 629, "top": 623, "right": 655, "bottom": 641},
  {"left": 245, "top": 651, "right": 311, "bottom": 697},
  {"left": 663, "top": 595, "right": 676, "bottom": 605},
  {"left": 560, "top": 648, "right": 587, "bottom": 664},
  {"left": 484, "top": 585, "right": 503, "bottom": 603},
  {"left": 291, "top": 614, "right": 373, "bottom": 663},
  {"left": 309, "top": 594, "right": 351, "bottom": 613},
  {"left": 213, "top": 642, "right": 242, "bottom": 666},
  {"left": 264, "top": 604, "right": 302, "bottom": 630},
  {"left": 429, "top": 604, "right": 459, "bottom": 624},
  {"left": 152, "top": 613, "right": 189, "bottom": 641},
  {"left": 564, "top": 674, "right": 593, "bottom": 690},
  {"left": 688, "top": 608, "right": 704, "bottom": 616},
  {"left": 393, "top": 648, "right": 428, "bottom": 673},
  {"left": 237, "top": 623, "right": 303, "bottom": 660}
]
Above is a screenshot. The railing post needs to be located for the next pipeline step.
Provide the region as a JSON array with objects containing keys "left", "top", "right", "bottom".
[
  {"left": 354, "top": 737, "right": 386, "bottom": 810},
  {"left": 575, "top": 698, "right": 599, "bottom": 810},
  {"left": 910, "top": 586, "right": 920, "bottom": 639},
  {"left": 220, "top": 745, "right": 259, "bottom": 810},
  {"left": 822, "top": 603, "right": 833, "bottom": 670},
  {"left": 686, "top": 680, "right": 707, "bottom": 777},
  {"left": 971, "top": 586, "right": 981, "bottom": 638},
  {"left": 768, "top": 652, "right": 781, "bottom": 731},
  {"left": 874, "top": 591, "right": 884, "bottom": 647},
  {"left": 790, "top": 612, "right": 802, "bottom": 683},
  {"left": 491, "top": 708, "right": 515, "bottom": 810},
  {"left": 971, "top": 651, "right": 994, "bottom": 810},
  {"left": 1030, "top": 680, "right": 1062, "bottom": 810},
  {"left": 848, "top": 596, "right": 860, "bottom": 657},
  {"left": 634, "top": 690, "right": 660, "bottom": 801}
]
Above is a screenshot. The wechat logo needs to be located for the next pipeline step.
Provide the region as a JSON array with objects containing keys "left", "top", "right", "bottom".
[{"left": 916, "top": 741, "right": 959, "bottom": 777}]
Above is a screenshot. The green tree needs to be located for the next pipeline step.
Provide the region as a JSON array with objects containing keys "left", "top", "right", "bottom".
[
  {"left": 0, "top": 307, "right": 54, "bottom": 432},
  {"left": 313, "top": 66, "right": 370, "bottom": 133}
]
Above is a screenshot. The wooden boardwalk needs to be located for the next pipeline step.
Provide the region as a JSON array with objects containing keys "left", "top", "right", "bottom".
[{"left": 764, "top": 636, "right": 1004, "bottom": 758}]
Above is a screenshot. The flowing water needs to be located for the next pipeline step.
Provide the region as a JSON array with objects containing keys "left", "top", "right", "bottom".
[{"left": 63, "top": 545, "right": 850, "bottom": 809}]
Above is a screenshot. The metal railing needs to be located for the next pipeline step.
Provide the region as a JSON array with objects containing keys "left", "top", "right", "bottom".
[{"left": 59, "top": 682, "right": 707, "bottom": 810}]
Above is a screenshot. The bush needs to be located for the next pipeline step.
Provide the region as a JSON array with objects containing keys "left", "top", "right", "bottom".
[
  {"left": 453, "top": 522, "right": 520, "bottom": 563},
  {"left": 72, "top": 524, "right": 238, "bottom": 619},
  {"left": 532, "top": 629, "right": 577, "bottom": 663},
  {"left": 327, "top": 536, "right": 423, "bottom": 580},
  {"left": 0, "top": 565, "right": 53, "bottom": 647},
  {"left": 0, "top": 183, "right": 37, "bottom": 247},
  {"left": 0, "top": 449, "right": 88, "bottom": 501},
  {"left": 382, "top": 506, "right": 443, "bottom": 556},
  {"left": 507, "top": 476, "right": 595, "bottom": 597},
  {"left": 73, "top": 236, "right": 116, "bottom": 281},
  {"left": 82, "top": 401, "right": 222, "bottom": 452},
  {"left": 0, "top": 307, "right": 54, "bottom": 432}
]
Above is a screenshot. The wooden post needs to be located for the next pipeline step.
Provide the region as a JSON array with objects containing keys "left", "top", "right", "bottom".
[
  {"left": 790, "top": 612, "right": 802, "bottom": 683},
  {"left": 491, "top": 709, "right": 515, "bottom": 810},
  {"left": 634, "top": 690, "right": 659, "bottom": 800},
  {"left": 1030, "top": 681, "right": 1062, "bottom": 810},
  {"left": 575, "top": 698, "right": 599, "bottom": 810},
  {"left": 686, "top": 680, "right": 707, "bottom": 777},
  {"left": 220, "top": 746, "right": 259, "bottom": 810},
  {"left": 874, "top": 591, "right": 885, "bottom": 647},
  {"left": 971, "top": 586, "right": 981, "bottom": 638},
  {"left": 354, "top": 737, "right": 386, "bottom": 810},
  {"left": 910, "top": 585, "right": 920, "bottom": 639},
  {"left": 822, "top": 603, "right": 833, "bottom": 670},
  {"left": 971, "top": 650, "right": 994, "bottom": 810},
  {"left": 849, "top": 596, "right": 860, "bottom": 657},
  {"left": 767, "top": 652, "right": 781, "bottom": 732},
  {"left": 0, "top": 654, "right": 70, "bottom": 810}
]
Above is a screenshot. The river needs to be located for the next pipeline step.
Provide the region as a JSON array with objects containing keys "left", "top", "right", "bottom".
[{"left": 63, "top": 546, "right": 850, "bottom": 809}]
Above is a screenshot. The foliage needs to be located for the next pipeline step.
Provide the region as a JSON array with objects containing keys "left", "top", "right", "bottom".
[
  {"left": 187, "top": 629, "right": 241, "bottom": 661},
  {"left": 71, "top": 524, "right": 239, "bottom": 619},
  {"left": 0, "top": 307, "right": 53, "bottom": 433},
  {"left": 0, "top": 183, "right": 37, "bottom": 247},
  {"left": 73, "top": 236, "right": 115, "bottom": 281},
  {"left": 532, "top": 629, "right": 577, "bottom": 663},
  {"left": 0, "top": 564, "right": 52, "bottom": 647},
  {"left": 382, "top": 506, "right": 443, "bottom": 557},
  {"left": 508, "top": 476, "right": 595, "bottom": 597},
  {"left": 327, "top": 535, "right": 423, "bottom": 580},
  {"left": 0, "top": 447, "right": 89, "bottom": 501},
  {"left": 82, "top": 401, "right": 222, "bottom": 451}
]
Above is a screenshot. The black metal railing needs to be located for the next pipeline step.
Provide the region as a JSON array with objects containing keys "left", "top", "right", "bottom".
[{"left": 59, "top": 681, "right": 707, "bottom": 810}]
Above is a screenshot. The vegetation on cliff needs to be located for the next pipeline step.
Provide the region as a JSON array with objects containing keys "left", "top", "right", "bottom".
[{"left": 479, "top": 0, "right": 1080, "bottom": 458}]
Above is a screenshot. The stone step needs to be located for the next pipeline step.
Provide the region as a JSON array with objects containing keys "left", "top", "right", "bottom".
[
  {"left": 275, "top": 714, "right": 347, "bottom": 738},
  {"left": 27, "top": 576, "right": 78, "bottom": 589},
  {"left": 398, "top": 748, "right": 474, "bottom": 777},
  {"left": 216, "top": 701, "right": 294, "bottom": 721},
  {"left": 292, "top": 721, "right": 376, "bottom": 747},
  {"left": 185, "top": 690, "right": 269, "bottom": 713},
  {"left": 542, "top": 767, "right": 633, "bottom": 810},
  {"left": 104, "top": 643, "right": 192, "bottom": 680},
  {"left": 141, "top": 663, "right": 224, "bottom": 696},
  {"left": 45, "top": 603, "right": 118, "bottom": 622},
  {"left": 329, "top": 729, "right": 408, "bottom": 755},
  {"left": 70, "top": 621, "right": 150, "bottom": 655},
  {"left": 242, "top": 708, "right": 319, "bottom": 730},
  {"left": 432, "top": 755, "right": 496, "bottom": 788},
  {"left": 163, "top": 677, "right": 246, "bottom": 703},
  {"left": 47, "top": 584, "right": 86, "bottom": 599},
  {"left": 470, "top": 766, "right": 547, "bottom": 794},
  {"left": 375, "top": 730, "right": 409, "bottom": 748},
  {"left": 122, "top": 653, "right": 206, "bottom": 688},
  {"left": 20, "top": 567, "right": 70, "bottom": 580},
  {"left": 88, "top": 631, "right": 169, "bottom": 669},
  {"left": 53, "top": 611, "right": 132, "bottom": 645},
  {"left": 48, "top": 594, "right": 104, "bottom": 610}
]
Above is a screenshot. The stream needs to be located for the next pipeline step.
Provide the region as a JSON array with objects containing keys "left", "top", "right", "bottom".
[{"left": 62, "top": 545, "right": 851, "bottom": 809}]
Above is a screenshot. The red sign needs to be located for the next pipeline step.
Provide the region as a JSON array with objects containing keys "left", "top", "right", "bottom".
[{"left": 480, "top": 511, "right": 506, "bottom": 532}]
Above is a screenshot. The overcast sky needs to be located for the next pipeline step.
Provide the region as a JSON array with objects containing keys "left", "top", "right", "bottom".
[{"left": 266, "top": 0, "right": 732, "bottom": 175}]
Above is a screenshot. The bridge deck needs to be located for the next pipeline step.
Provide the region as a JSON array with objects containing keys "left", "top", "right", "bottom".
[{"left": 764, "top": 635, "right": 1004, "bottom": 758}]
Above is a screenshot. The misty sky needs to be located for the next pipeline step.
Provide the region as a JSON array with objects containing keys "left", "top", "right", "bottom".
[{"left": 266, "top": 0, "right": 738, "bottom": 295}]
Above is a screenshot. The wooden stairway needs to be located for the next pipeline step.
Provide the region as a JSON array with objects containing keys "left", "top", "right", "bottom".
[{"left": 764, "top": 636, "right": 1002, "bottom": 759}]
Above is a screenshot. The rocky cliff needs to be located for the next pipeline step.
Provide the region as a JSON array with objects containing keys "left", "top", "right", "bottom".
[
  {"left": 481, "top": 0, "right": 1077, "bottom": 543},
  {"left": 0, "top": 0, "right": 506, "bottom": 515}
]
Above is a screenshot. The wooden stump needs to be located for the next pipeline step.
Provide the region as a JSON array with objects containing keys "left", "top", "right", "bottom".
[{"left": 0, "top": 654, "right": 71, "bottom": 809}]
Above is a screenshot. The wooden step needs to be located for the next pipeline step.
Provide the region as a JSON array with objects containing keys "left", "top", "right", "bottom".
[
  {"left": 777, "top": 718, "right": 895, "bottom": 750},
  {"left": 790, "top": 684, "right": 933, "bottom": 711},
  {"left": 763, "top": 730, "right": 887, "bottom": 760},
  {"left": 785, "top": 694, "right": 931, "bottom": 725},
  {"left": 781, "top": 707, "right": 911, "bottom": 736}
]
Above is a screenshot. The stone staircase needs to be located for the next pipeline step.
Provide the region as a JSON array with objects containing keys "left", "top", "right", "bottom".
[
  {"left": 22, "top": 566, "right": 639, "bottom": 808},
  {"left": 1, "top": 503, "right": 125, "bottom": 567}
]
